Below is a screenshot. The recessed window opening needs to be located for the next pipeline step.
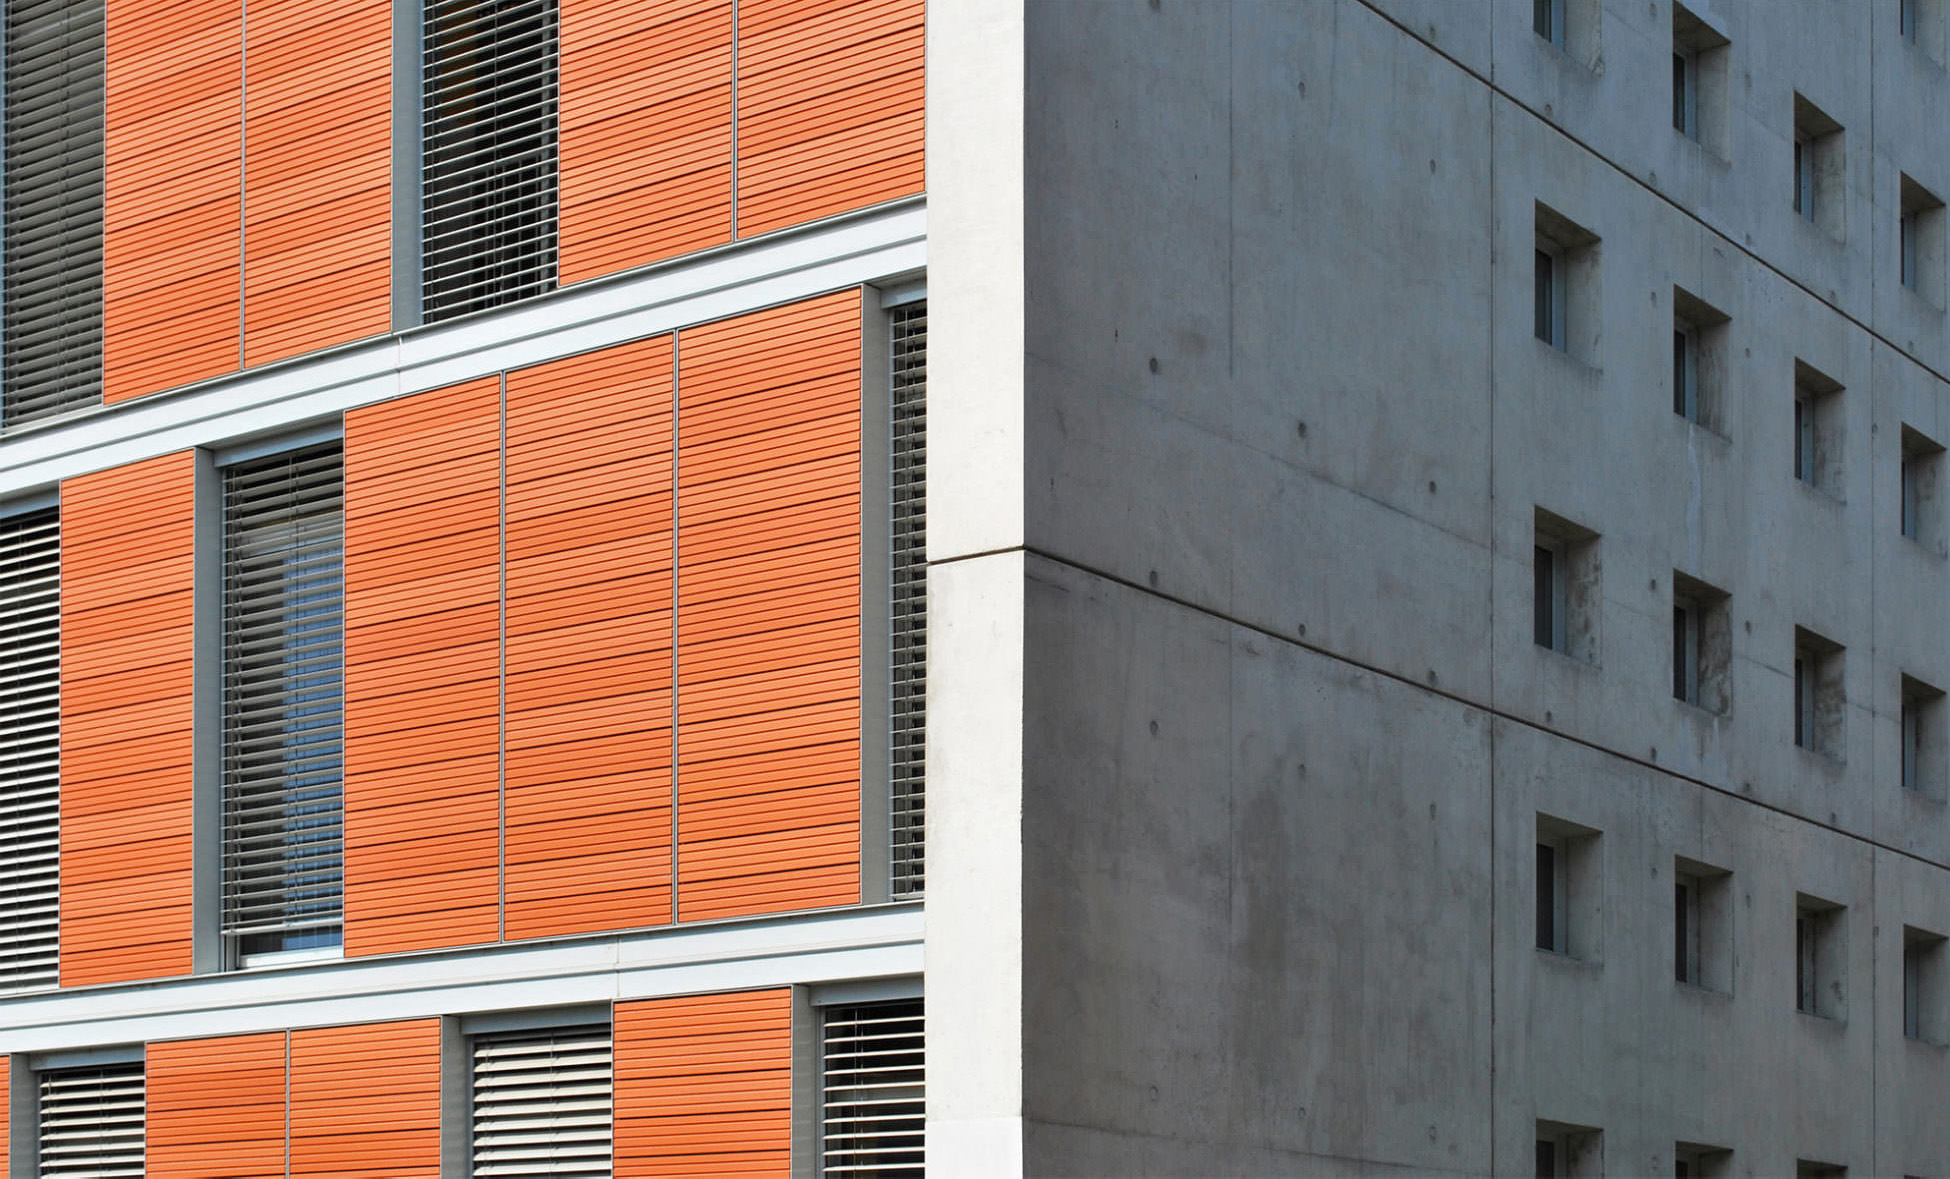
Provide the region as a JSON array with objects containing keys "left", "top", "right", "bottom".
[
  {"left": 1901, "top": 425, "right": 1944, "bottom": 550},
  {"left": 1534, "top": 203, "right": 1600, "bottom": 363},
  {"left": 469, "top": 1019, "right": 613, "bottom": 1174},
  {"left": 1793, "top": 627, "right": 1844, "bottom": 759},
  {"left": 1901, "top": 676, "right": 1946, "bottom": 799},
  {"left": 220, "top": 442, "right": 346, "bottom": 966},
  {"left": 820, "top": 998, "right": 926, "bottom": 1176},
  {"left": 1796, "top": 894, "right": 1845, "bottom": 1020},
  {"left": 1905, "top": 926, "right": 1946, "bottom": 1044},
  {"left": 1674, "top": 858, "right": 1732, "bottom": 992},
  {"left": 1671, "top": 288, "right": 1728, "bottom": 432},
  {"left": 1792, "top": 94, "right": 1846, "bottom": 238},
  {"left": 1536, "top": 814, "right": 1601, "bottom": 961},
  {"left": 1536, "top": 1122, "right": 1603, "bottom": 1178},
  {"left": 1675, "top": 1143, "right": 1733, "bottom": 1178},
  {"left": 1671, "top": 4, "right": 1729, "bottom": 153},
  {"left": 1792, "top": 360, "right": 1843, "bottom": 495},
  {"left": 1671, "top": 572, "right": 1730, "bottom": 714},
  {"left": 1900, "top": 174, "right": 1945, "bottom": 307},
  {"left": 37, "top": 1057, "right": 146, "bottom": 1175},
  {"left": 1534, "top": 0, "right": 1564, "bottom": 46},
  {"left": 1535, "top": 245, "right": 1565, "bottom": 349},
  {"left": 1533, "top": 509, "right": 1600, "bottom": 665}
]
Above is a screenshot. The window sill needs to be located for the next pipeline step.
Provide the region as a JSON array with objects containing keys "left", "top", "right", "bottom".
[
  {"left": 1674, "top": 979, "right": 1731, "bottom": 1001},
  {"left": 1795, "top": 1007, "right": 1846, "bottom": 1027},
  {"left": 237, "top": 945, "right": 344, "bottom": 971},
  {"left": 1534, "top": 947, "right": 1602, "bottom": 971}
]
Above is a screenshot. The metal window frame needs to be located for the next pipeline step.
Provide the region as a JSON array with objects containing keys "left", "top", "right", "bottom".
[
  {"left": 1671, "top": 49, "right": 1697, "bottom": 139},
  {"left": 794, "top": 984, "right": 925, "bottom": 1179},
  {"left": 203, "top": 425, "right": 348, "bottom": 970},
  {"left": 20, "top": 1051, "right": 144, "bottom": 1178}
]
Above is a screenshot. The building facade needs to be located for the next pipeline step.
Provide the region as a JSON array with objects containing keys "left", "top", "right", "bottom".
[{"left": 0, "top": 0, "right": 1946, "bottom": 1175}]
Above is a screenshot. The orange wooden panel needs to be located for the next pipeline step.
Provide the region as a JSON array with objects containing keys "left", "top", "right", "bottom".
[
  {"left": 559, "top": 0, "right": 733, "bottom": 283},
  {"left": 0, "top": 1061, "right": 9, "bottom": 1173},
  {"left": 59, "top": 452, "right": 198, "bottom": 987},
  {"left": 103, "top": 0, "right": 242, "bottom": 402},
  {"left": 147, "top": 1033, "right": 287, "bottom": 1178},
  {"left": 505, "top": 337, "right": 674, "bottom": 938},
  {"left": 734, "top": 0, "right": 923, "bottom": 238},
  {"left": 614, "top": 989, "right": 791, "bottom": 1176},
  {"left": 290, "top": 1020, "right": 442, "bottom": 1177},
  {"left": 675, "top": 292, "right": 860, "bottom": 921},
  {"left": 344, "top": 379, "right": 504, "bottom": 956},
  {"left": 243, "top": 0, "right": 391, "bottom": 366}
]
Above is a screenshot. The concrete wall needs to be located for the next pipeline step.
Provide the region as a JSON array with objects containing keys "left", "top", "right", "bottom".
[{"left": 978, "top": 0, "right": 1950, "bottom": 1171}]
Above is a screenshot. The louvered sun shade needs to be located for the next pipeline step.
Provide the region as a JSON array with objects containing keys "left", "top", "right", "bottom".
[
  {"left": 2, "top": 0, "right": 106, "bottom": 429},
  {"left": 889, "top": 301, "right": 926, "bottom": 899},
  {"left": 422, "top": 0, "right": 559, "bottom": 323},
  {"left": 37, "top": 1060, "right": 144, "bottom": 1177},
  {"left": 471, "top": 1022, "right": 613, "bottom": 1176},
  {"left": 221, "top": 443, "right": 345, "bottom": 957},
  {"left": 821, "top": 998, "right": 924, "bottom": 1176},
  {"left": 0, "top": 507, "right": 60, "bottom": 990}
]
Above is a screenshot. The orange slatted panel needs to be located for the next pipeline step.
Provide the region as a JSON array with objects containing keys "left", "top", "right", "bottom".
[
  {"left": 734, "top": 0, "right": 923, "bottom": 238},
  {"left": 243, "top": 0, "right": 391, "bottom": 366},
  {"left": 0, "top": 1061, "right": 8, "bottom": 1173},
  {"left": 290, "top": 1020, "right": 442, "bottom": 1177},
  {"left": 59, "top": 453, "right": 197, "bottom": 986},
  {"left": 147, "top": 1033, "right": 287, "bottom": 1177},
  {"left": 559, "top": 0, "right": 732, "bottom": 284},
  {"left": 675, "top": 291, "right": 860, "bottom": 921},
  {"left": 344, "top": 379, "right": 503, "bottom": 956},
  {"left": 505, "top": 338, "right": 673, "bottom": 939},
  {"left": 102, "top": 0, "right": 241, "bottom": 402},
  {"left": 614, "top": 989, "right": 791, "bottom": 1176}
]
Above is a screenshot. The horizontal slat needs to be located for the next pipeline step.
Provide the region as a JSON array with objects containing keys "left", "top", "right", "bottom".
[
  {"left": 888, "top": 301, "right": 925, "bottom": 899},
  {"left": 0, "top": 506, "right": 60, "bottom": 991}
]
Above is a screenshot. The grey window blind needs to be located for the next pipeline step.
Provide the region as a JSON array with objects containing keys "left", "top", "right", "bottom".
[
  {"left": 421, "top": 0, "right": 558, "bottom": 323},
  {"left": 2, "top": 0, "right": 105, "bottom": 430},
  {"left": 221, "top": 443, "right": 344, "bottom": 956},
  {"left": 0, "top": 505, "right": 59, "bottom": 990},
  {"left": 38, "top": 1060, "right": 144, "bottom": 1177},
  {"left": 470, "top": 1022, "right": 613, "bottom": 1176},
  {"left": 889, "top": 303, "right": 926, "bottom": 898},
  {"left": 821, "top": 998, "right": 924, "bottom": 1176}
]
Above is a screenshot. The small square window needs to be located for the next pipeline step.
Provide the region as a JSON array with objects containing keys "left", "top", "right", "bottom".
[
  {"left": 1676, "top": 1142, "right": 1734, "bottom": 1179},
  {"left": 1900, "top": 174, "right": 1946, "bottom": 308},
  {"left": 1672, "top": 288, "right": 1729, "bottom": 432},
  {"left": 1904, "top": 926, "right": 1947, "bottom": 1044},
  {"left": 1792, "top": 360, "right": 1844, "bottom": 496},
  {"left": 1534, "top": 509, "right": 1600, "bottom": 664},
  {"left": 1671, "top": 572, "right": 1730, "bottom": 714},
  {"left": 1536, "top": 814, "right": 1601, "bottom": 961},
  {"left": 1793, "top": 94, "right": 1846, "bottom": 238},
  {"left": 1794, "top": 627, "right": 1845, "bottom": 760},
  {"left": 1671, "top": 4, "right": 1730, "bottom": 154},
  {"left": 1534, "top": 0, "right": 1564, "bottom": 46},
  {"left": 1674, "top": 857, "right": 1733, "bottom": 993},
  {"left": 1796, "top": 894, "right": 1846, "bottom": 1020},
  {"left": 1535, "top": 203, "right": 1602, "bottom": 364},
  {"left": 1797, "top": 1161, "right": 1848, "bottom": 1179},
  {"left": 1901, "top": 424, "right": 1945, "bottom": 551},
  {"left": 1901, "top": 676, "right": 1946, "bottom": 800},
  {"left": 1536, "top": 1122, "right": 1604, "bottom": 1178},
  {"left": 1901, "top": 0, "right": 1947, "bottom": 64}
]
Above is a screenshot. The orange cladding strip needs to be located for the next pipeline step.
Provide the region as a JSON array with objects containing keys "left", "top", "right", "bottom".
[
  {"left": 60, "top": 452, "right": 198, "bottom": 987},
  {"left": 558, "top": 0, "right": 733, "bottom": 284},
  {"left": 290, "top": 1020, "right": 442, "bottom": 1177},
  {"left": 102, "top": 0, "right": 242, "bottom": 402},
  {"left": 147, "top": 1033, "right": 287, "bottom": 1178},
  {"left": 243, "top": 0, "right": 391, "bottom": 366},
  {"left": 675, "top": 290, "right": 861, "bottom": 921},
  {"left": 734, "top": 0, "right": 923, "bottom": 238},
  {"left": 505, "top": 337, "right": 674, "bottom": 939},
  {"left": 344, "top": 379, "right": 503, "bottom": 956},
  {"left": 0, "top": 1062, "right": 8, "bottom": 1172},
  {"left": 614, "top": 989, "right": 791, "bottom": 1176}
]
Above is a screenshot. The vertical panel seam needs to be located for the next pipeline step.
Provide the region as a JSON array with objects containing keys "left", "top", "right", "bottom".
[
  {"left": 670, "top": 334, "right": 681, "bottom": 926},
  {"left": 498, "top": 372, "right": 508, "bottom": 943},
  {"left": 728, "top": 0, "right": 738, "bottom": 240}
]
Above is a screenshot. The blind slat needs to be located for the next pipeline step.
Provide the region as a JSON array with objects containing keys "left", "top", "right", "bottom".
[{"left": 0, "top": 507, "right": 59, "bottom": 991}]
